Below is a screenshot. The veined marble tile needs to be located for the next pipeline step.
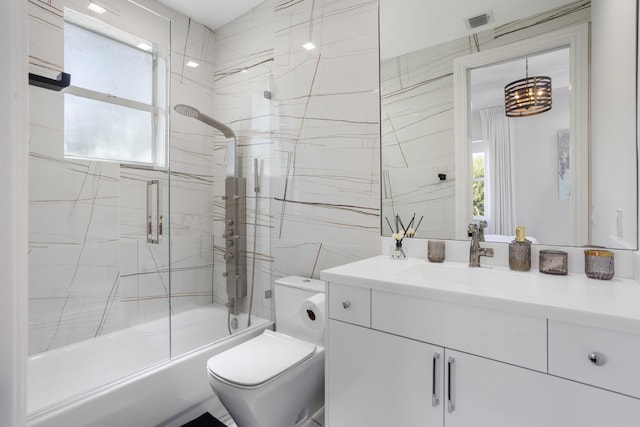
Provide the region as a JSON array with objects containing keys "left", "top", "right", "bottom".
[
  {"left": 272, "top": 238, "right": 379, "bottom": 280},
  {"left": 28, "top": 240, "right": 120, "bottom": 353},
  {"left": 171, "top": 18, "right": 217, "bottom": 92},
  {"left": 28, "top": 0, "right": 64, "bottom": 77},
  {"left": 494, "top": 0, "right": 591, "bottom": 47},
  {"left": 271, "top": 0, "right": 380, "bottom": 285},
  {"left": 169, "top": 268, "right": 214, "bottom": 312}
]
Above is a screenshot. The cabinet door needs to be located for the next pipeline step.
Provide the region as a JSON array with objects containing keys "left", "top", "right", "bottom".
[
  {"left": 327, "top": 319, "right": 444, "bottom": 427},
  {"left": 444, "top": 350, "right": 640, "bottom": 427}
]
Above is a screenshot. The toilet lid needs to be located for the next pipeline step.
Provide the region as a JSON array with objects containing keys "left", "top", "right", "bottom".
[{"left": 207, "top": 330, "right": 316, "bottom": 387}]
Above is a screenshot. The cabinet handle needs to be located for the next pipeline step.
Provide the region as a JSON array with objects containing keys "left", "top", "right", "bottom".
[
  {"left": 588, "top": 352, "right": 606, "bottom": 366},
  {"left": 342, "top": 301, "right": 351, "bottom": 309},
  {"left": 432, "top": 352, "right": 440, "bottom": 407},
  {"left": 447, "top": 356, "right": 455, "bottom": 413}
]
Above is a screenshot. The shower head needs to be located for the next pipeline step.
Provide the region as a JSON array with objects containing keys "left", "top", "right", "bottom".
[
  {"left": 172, "top": 104, "right": 236, "bottom": 140},
  {"left": 172, "top": 103, "right": 238, "bottom": 178},
  {"left": 174, "top": 104, "right": 200, "bottom": 118}
]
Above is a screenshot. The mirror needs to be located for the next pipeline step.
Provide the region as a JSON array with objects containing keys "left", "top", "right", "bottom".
[{"left": 380, "top": 0, "right": 638, "bottom": 250}]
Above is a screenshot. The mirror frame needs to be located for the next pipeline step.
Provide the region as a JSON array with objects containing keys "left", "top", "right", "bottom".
[{"left": 453, "top": 24, "right": 590, "bottom": 242}]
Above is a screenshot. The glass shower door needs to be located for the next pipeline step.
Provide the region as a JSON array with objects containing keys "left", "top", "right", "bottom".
[{"left": 27, "top": 0, "right": 171, "bottom": 415}]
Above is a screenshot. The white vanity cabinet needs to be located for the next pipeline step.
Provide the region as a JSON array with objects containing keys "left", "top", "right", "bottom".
[
  {"left": 325, "top": 278, "right": 640, "bottom": 427},
  {"left": 444, "top": 349, "right": 640, "bottom": 427},
  {"left": 327, "top": 319, "right": 443, "bottom": 427}
]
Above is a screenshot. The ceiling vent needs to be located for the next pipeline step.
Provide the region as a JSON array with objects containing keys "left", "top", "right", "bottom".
[{"left": 466, "top": 11, "right": 492, "bottom": 29}]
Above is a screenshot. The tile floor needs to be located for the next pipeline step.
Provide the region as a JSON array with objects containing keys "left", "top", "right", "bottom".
[{"left": 225, "top": 408, "right": 324, "bottom": 427}]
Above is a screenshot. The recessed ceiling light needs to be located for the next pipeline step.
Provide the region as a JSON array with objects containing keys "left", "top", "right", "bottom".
[
  {"left": 87, "top": 3, "right": 106, "bottom": 14},
  {"left": 302, "top": 42, "right": 316, "bottom": 51},
  {"left": 241, "top": 69, "right": 248, "bottom": 73},
  {"left": 137, "top": 43, "right": 152, "bottom": 51},
  {"left": 186, "top": 61, "right": 199, "bottom": 68}
]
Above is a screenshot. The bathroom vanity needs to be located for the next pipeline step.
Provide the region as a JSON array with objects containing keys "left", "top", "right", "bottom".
[{"left": 321, "top": 256, "right": 640, "bottom": 426}]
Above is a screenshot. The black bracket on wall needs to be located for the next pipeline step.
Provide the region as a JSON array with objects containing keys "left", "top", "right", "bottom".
[{"left": 28, "top": 72, "right": 71, "bottom": 91}]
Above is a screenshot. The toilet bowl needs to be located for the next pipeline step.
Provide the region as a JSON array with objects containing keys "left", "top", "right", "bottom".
[{"left": 207, "top": 276, "right": 326, "bottom": 427}]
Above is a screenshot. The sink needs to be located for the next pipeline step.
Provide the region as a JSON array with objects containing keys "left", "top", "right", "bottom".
[
  {"left": 322, "top": 256, "right": 540, "bottom": 299},
  {"left": 396, "top": 262, "right": 491, "bottom": 283},
  {"left": 392, "top": 261, "right": 537, "bottom": 296}
]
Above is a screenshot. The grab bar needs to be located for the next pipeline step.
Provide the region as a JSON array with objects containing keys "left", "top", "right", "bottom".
[{"left": 147, "top": 180, "right": 162, "bottom": 244}]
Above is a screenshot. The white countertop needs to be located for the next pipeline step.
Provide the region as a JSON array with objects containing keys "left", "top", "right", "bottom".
[{"left": 320, "top": 256, "right": 640, "bottom": 334}]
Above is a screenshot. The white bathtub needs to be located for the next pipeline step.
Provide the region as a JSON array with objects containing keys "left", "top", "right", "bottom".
[{"left": 28, "top": 304, "right": 271, "bottom": 427}]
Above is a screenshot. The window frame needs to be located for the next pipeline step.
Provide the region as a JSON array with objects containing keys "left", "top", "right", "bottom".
[{"left": 63, "top": 19, "right": 167, "bottom": 168}]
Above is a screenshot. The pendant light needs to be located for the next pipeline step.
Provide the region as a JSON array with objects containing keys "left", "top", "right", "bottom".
[{"left": 504, "top": 58, "right": 552, "bottom": 117}]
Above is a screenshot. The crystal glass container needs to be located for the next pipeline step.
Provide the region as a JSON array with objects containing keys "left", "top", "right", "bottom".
[
  {"left": 427, "top": 240, "right": 445, "bottom": 263},
  {"left": 539, "top": 250, "right": 568, "bottom": 275},
  {"left": 584, "top": 249, "right": 614, "bottom": 280}
]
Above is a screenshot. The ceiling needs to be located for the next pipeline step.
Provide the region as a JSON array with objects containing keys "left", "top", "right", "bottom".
[{"left": 155, "top": 0, "right": 265, "bottom": 29}]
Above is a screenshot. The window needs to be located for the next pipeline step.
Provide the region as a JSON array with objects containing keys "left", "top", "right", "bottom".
[
  {"left": 63, "top": 20, "right": 167, "bottom": 166},
  {"left": 472, "top": 141, "right": 485, "bottom": 219}
]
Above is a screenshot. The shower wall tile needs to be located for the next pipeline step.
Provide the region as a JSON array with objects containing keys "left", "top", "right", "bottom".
[
  {"left": 28, "top": 0, "right": 64, "bottom": 77},
  {"left": 29, "top": 0, "right": 184, "bottom": 354},
  {"left": 28, "top": 0, "right": 381, "bottom": 360},
  {"left": 29, "top": 79, "right": 121, "bottom": 353},
  {"left": 29, "top": 241, "right": 120, "bottom": 353},
  {"left": 167, "top": 13, "right": 221, "bottom": 334},
  {"left": 271, "top": 0, "right": 380, "bottom": 281},
  {"left": 120, "top": 273, "right": 171, "bottom": 326},
  {"left": 210, "top": 0, "right": 275, "bottom": 321}
]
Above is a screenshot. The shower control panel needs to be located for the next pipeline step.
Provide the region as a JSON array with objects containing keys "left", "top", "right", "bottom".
[{"left": 224, "top": 176, "right": 247, "bottom": 315}]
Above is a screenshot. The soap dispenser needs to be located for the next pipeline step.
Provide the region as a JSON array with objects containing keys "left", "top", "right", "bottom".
[{"left": 509, "top": 226, "right": 531, "bottom": 271}]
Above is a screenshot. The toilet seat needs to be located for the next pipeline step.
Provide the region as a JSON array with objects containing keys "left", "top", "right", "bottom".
[{"left": 207, "top": 330, "right": 316, "bottom": 388}]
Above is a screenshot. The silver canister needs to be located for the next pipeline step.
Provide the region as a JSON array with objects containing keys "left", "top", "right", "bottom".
[{"left": 584, "top": 249, "right": 614, "bottom": 280}]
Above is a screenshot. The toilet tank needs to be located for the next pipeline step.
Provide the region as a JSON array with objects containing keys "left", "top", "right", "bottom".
[{"left": 274, "top": 276, "right": 326, "bottom": 347}]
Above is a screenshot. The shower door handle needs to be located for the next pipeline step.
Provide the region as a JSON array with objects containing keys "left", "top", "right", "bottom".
[{"left": 147, "top": 180, "right": 162, "bottom": 244}]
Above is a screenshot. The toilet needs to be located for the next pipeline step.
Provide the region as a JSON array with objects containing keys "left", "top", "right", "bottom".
[{"left": 207, "top": 276, "right": 326, "bottom": 427}]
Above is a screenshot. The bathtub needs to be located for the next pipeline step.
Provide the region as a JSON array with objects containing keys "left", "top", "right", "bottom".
[{"left": 28, "top": 304, "right": 272, "bottom": 427}]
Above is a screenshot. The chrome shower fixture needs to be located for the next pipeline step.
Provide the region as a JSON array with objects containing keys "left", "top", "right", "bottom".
[
  {"left": 173, "top": 104, "right": 236, "bottom": 140},
  {"left": 173, "top": 104, "right": 246, "bottom": 316}
]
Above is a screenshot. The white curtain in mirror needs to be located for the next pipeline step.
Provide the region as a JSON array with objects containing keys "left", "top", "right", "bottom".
[{"left": 480, "top": 106, "right": 515, "bottom": 235}]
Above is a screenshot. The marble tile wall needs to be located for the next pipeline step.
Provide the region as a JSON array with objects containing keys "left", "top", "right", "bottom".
[
  {"left": 380, "top": 0, "right": 591, "bottom": 240},
  {"left": 28, "top": 0, "right": 124, "bottom": 353},
  {"left": 27, "top": 0, "right": 271, "bottom": 355},
  {"left": 208, "top": 0, "right": 275, "bottom": 320},
  {"left": 28, "top": 0, "right": 382, "bottom": 355},
  {"left": 271, "top": 0, "right": 381, "bottom": 281},
  {"left": 166, "top": 11, "right": 219, "bottom": 321}
]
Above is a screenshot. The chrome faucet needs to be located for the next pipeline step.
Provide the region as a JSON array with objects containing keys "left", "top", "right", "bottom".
[{"left": 468, "top": 223, "right": 494, "bottom": 267}]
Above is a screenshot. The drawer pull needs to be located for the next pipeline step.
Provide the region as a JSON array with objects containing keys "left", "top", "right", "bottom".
[
  {"left": 432, "top": 352, "right": 440, "bottom": 407},
  {"left": 588, "top": 352, "right": 606, "bottom": 366},
  {"left": 447, "top": 356, "right": 455, "bottom": 413},
  {"left": 342, "top": 301, "right": 352, "bottom": 309}
]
